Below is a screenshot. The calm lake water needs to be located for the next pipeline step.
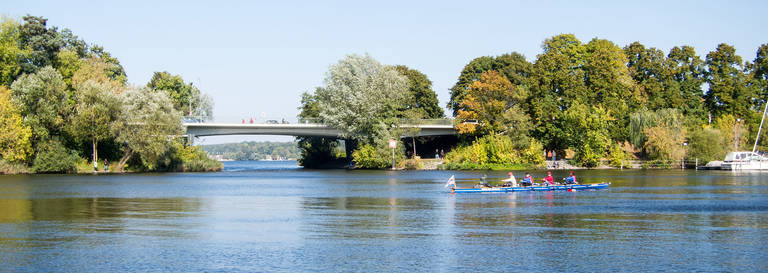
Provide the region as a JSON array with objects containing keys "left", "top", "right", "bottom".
[{"left": 0, "top": 161, "right": 766, "bottom": 272}]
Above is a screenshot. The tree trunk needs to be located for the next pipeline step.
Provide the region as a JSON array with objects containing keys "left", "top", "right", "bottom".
[
  {"left": 92, "top": 138, "right": 98, "bottom": 172},
  {"left": 116, "top": 148, "right": 134, "bottom": 173}
]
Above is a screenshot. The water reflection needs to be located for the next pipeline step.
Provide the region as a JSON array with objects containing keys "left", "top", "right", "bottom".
[{"left": 0, "top": 197, "right": 202, "bottom": 223}]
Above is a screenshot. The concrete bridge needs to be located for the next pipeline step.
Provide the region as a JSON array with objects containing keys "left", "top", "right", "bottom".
[{"left": 183, "top": 120, "right": 456, "bottom": 139}]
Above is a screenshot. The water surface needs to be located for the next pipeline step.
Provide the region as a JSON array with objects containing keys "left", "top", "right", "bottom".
[{"left": 0, "top": 161, "right": 766, "bottom": 272}]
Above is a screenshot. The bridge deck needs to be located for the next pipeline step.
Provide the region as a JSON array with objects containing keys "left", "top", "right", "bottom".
[{"left": 184, "top": 123, "right": 456, "bottom": 138}]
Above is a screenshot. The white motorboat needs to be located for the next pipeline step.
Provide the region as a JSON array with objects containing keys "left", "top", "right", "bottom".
[{"left": 721, "top": 151, "right": 768, "bottom": 170}]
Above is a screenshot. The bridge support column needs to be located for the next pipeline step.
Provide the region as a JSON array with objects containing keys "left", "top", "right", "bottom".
[
  {"left": 344, "top": 139, "right": 357, "bottom": 166},
  {"left": 187, "top": 134, "right": 195, "bottom": 146}
]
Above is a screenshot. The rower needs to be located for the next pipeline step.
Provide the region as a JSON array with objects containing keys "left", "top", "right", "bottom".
[
  {"left": 521, "top": 172, "right": 533, "bottom": 187},
  {"left": 542, "top": 171, "right": 554, "bottom": 186},
  {"left": 565, "top": 171, "right": 578, "bottom": 184},
  {"left": 502, "top": 172, "right": 517, "bottom": 187}
]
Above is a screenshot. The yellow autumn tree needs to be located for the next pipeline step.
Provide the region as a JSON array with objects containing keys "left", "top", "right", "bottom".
[
  {"left": 0, "top": 86, "right": 32, "bottom": 163},
  {"left": 455, "top": 70, "right": 530, "bottom": 136}
]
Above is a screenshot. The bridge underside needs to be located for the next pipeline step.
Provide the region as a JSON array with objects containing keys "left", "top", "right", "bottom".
[{"left": 184, "top": 123, "right": 456, "bottom": 138}]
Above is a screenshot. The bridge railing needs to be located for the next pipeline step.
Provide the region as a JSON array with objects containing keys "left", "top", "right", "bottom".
[{"left": 184, "top": 116, "right": 455, "bottom": 126}]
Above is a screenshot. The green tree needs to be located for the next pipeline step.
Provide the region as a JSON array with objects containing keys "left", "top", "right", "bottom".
[
  {"left": 394, "top": 65, "right": 443, "bottom": 118},
  {"left": 583, "top": 38, "right": 639, "bottom": 141},
  {"left": 0, "top": 86, "right": 32, "bottom": 162},
  {"left": 643, "top": 125, "right": 686, "bottom": 161},
  {"left": 68, "top": 80, "right": 121, "bottom": 169},
  {"left": 705, "top": 43, "right": 754, "bottom": 118},
  {"left": 54, "top": 49, "right": 83, "bottom": 91},
  {"left": 0, "top": 17, "right": 27, "bottom": 87},
  {"left": 624, "top": 42, "right": 676, "bottom": 110},
  {"left": 668, "top": 45, "right": 706, "bottom": 120},
  {"left": 113, "top": 87, "right": 183, "bottom": 171},
  {"left": 529, "top": 34, "right": 587, "bottom": 151},
  {"left": 10, "top": 66, "right": 70, "bottom": 143},
  {"left": 687, "top": 127, "right": 728, "bottom": 163},
  {"left": 147, "top": 71, "right": 211, "bottom": 119},
  {"left": 18, "top": 15, "right": 63, "bottom": 73},
  {"left": 563, "top": 102, "right": 612, "bottom": 167},
  {"left": 314, "top": 54, "right": 408, "bottom": 143}
]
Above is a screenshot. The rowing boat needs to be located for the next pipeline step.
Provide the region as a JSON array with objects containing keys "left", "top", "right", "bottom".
[{"left": 451, "top": 183, "right": 611, "bottom": 193}]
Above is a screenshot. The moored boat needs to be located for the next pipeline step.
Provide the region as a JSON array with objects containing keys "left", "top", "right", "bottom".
[
  {"left": 720, "top": 151, "right": 768, "bottom": 171},
  {"left": 451, "top": 183, "right": 611, "bottom": 193}
]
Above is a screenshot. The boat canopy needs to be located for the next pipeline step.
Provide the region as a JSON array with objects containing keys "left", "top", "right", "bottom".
[{"left": 724, "top": 151, "right": 766, "bottom": 162}]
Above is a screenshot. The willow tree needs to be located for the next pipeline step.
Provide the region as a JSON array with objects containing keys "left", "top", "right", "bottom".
[
  {"left": 314, "top": 54, "right": 408, "bottom": 143},
  {"left": 113, "top": 87, "right": 182, "bottom": 171}
]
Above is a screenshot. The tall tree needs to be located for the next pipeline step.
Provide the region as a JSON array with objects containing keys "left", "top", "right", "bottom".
[
  {"left": 583, "top": 38, "right": 639, "bottom": 141},
  {"left": 314, "top": 54, "right": 408, "bottom": 143},
  {"left": 394, "top": 65, "right": 443, "bottom": 119},
  {"left": 668, "top": 45, "right": 706, "bottom": 120},
  {"left": 624, "top": 42, "right": 674, "bottom": 110},
  {"left": 529, "top": 34, "right": 587, "bottom": 151},
  {"left": 18, "top": 15, "right": 63, "bottom": 73},
  {"left": 705, "top": 43, "right": 754, "bottom": 118},
  {"left": 68, "top": 80, "right": 121, "bottom": 169}
]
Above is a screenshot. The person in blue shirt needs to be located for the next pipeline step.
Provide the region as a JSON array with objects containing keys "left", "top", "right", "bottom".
[
  {"left": 521, "top": 172, "right": 533, "bottom": 187},
  {"left": 565, "top": 171, "right": 577, "bottom": 184}
]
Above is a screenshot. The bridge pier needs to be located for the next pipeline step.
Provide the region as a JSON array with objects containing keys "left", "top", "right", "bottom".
[{"left": 344, "top": 139, "right": 357, "bottom": 166}]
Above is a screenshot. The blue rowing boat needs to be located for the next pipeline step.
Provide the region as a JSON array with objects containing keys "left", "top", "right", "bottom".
[{"left": 451, "top": 183, "right": 611, "bottom": 193}]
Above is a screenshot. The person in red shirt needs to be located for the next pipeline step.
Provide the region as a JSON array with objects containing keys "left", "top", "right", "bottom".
[{"left": 543, "top": 171, "right": 554, "bottom": 186}]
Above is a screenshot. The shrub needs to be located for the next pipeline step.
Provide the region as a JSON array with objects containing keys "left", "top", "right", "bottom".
[
  {"left": 687, "top": 127, "right": 728, "bottom": 164},
  {"left": 444, "top": 134, "right": 544, "bottom": 168},
  {"left": 352, "top": 139, "right": 405, "bottom": 169},
  {"left": 0, "top": 159, "right": 30, "bottom": 174},
  {"left": 174, "top": 144, "right": 222, "bottom": 172},
  {"left": 607, "top": 141, "right": 633, "bottom": 168},
  {"left": 403, "top": 158, "right": 422, "bottom": 170},
  {"left": 32, "top": 140, "right": 80, "bottom": 173}
]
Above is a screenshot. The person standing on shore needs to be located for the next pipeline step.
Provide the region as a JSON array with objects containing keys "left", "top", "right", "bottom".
[{"left": 103, "top": 159, "right": 108, "bottom": 172}]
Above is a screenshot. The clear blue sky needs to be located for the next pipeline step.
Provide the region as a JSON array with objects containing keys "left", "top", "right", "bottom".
[{"left": 5, "top": 0, "right": 768, "bottom": 143}]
